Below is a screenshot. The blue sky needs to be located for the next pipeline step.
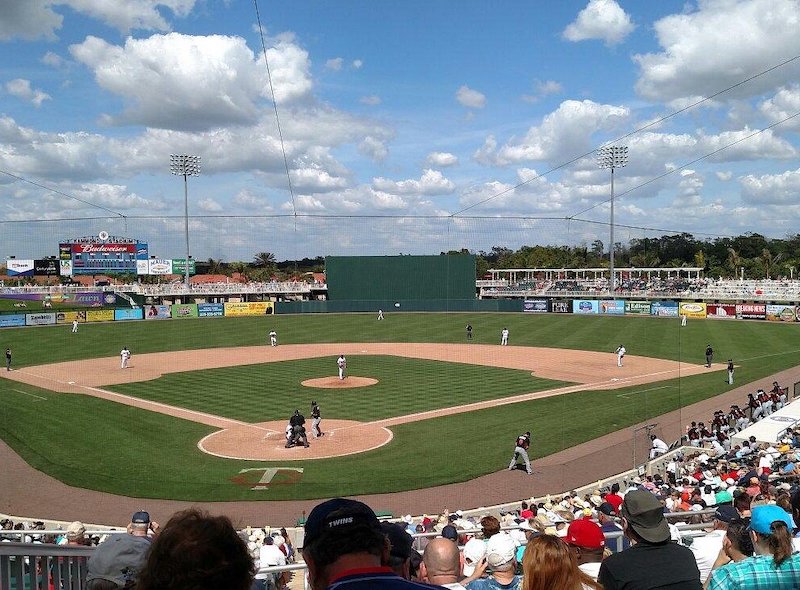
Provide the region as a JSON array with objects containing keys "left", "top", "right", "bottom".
[{"left": 1, "top": 0, "right": 800, "bottom": 261}]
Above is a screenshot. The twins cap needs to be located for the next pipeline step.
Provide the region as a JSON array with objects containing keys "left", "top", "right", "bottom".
[
  {"left": 303, "top": 498, "right": 381, "bottom": 547},
  {"left": 381, "top": 521, "right": 414, "bottom": 560},
  {"left": 564, "top": 518, "right": 605, "bottom": 550},
  {"left": 131, "top": 511, "right": 150, "bottom": 524}
]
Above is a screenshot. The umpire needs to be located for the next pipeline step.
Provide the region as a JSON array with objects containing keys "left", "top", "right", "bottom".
[{"left": 286, "top": 409, "right": 309, "bottom": 448}]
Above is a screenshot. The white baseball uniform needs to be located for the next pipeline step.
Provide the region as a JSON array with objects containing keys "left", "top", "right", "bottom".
[
  {"left": 72, "top": 319, "right": 78, "bottom": 333},
  {"left": 500, "top": 328, "right": 509, "bottom": 346},
  {"left": 269, "top": 330, "right": 277, "bottom": 346},
  {"left": 337, "top": 355, "right": 346, "bottom": 380},
  {"left": 616, "top": 345, "right": 626, "bottom": 367},
  {"left": 377, "top": 309, "right": 384, "bottom": 320},
  {"left": 120, "top": 347, "right": 131, "bottom": 369}
]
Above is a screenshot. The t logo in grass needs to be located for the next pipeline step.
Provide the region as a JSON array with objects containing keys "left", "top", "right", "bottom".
[{"left": 231, "top": 467, "right": 304, "bottom": 490}]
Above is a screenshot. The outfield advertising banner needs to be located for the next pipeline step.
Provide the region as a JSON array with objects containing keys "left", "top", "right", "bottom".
[
  {"left": 171, "top": 304, "right": 198, "bottom": 319},
  {"left": 6, "top": 259, "right": 35, "bottom": 276},
  {"left": 60, "top": 259, "right": 73, "bottom": 276},
  {"left": 0, "top": 314, "right": 25, "bottom": 327},
  {"left": 737, "top": 303, "right": 766, "bottom": 320},
  {"left": 224, "top": 302, "right": 274, "bottom": 316},
  {"left": 572, "top": 300, "right": 599, "bottom": 314},
  {"left": 680, "top": 302, "right": 707, "bottom": 319},
  {"left": 26, "top": 312, "right": 56, "bottom": 326},
  {"left": 523, "top": 299, "right": 549, "bottom": 313},
  {"left": 707, "top": 304, "right": 736, "bottom": 319},
  {"left": 651, "top": 301, "right": 679, "bottom": 317},
  {"left": 625, "top": 301, "right": 651, "bottom": 315},
  {"left": 86, "top": 309, "right": 114, "bottom": 322},
  {"left": 550, "top": 300, "right": 571, "bottom": 313},
  {"left": 197, "top": 303, "right": 224, "bottom": 317},
  {"left": 600, "top": 300, "right": 625, "bottom": 315},
  {"left": 148, "top": 259, "right": 173, "bottom": 275},
  {"left": 114, "top": 308, "right": 143, "bottom": 321},
  {"left": 766, "top": 304, "right": 796, "bottom": 322},
  {"left": 145, "top": 304, "right": 171, "bottom": 319},
  {"left": 56, "top": 311, "right": 87, "bottom": 324},
  {"left": 34, "top": 259, "right": 59, "bottom": 276}
]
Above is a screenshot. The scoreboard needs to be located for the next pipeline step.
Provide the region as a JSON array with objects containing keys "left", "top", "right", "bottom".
[{"left": 59, "top": 236, "right": 148, "bottom": 276}]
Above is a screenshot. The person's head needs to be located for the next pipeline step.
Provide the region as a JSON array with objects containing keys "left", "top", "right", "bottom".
[
  {"left": 724, "top": 518, "right": 754, "bottom": 559},
  {"left": 485, "top": 532, "right": 517, "bottom": 575},
  {"left": 136, "top": 509, "right": 253, "bottom": 590},
  {"left": 480, "top": 515, "right": 501, "bottom": 538},
  {"left": 440, "top": 524, "right": 458, "bottom": 543},
  {"left": 522, "top": 534, "right": 598, "bottom": 590},
  {"left": 302, "top": 498, "right": 388, "bottom": 590},
  {"left": 620, "top": 490, "right": 670, "bottom": 544},
  {"left": 714, "top": 505, "right": 739, "bottom": 530},
  {"left": 749, "top": 505, "right": 795, "bottom": 566},
  {"left": 66, "top": 521, "right": 87, "bottom": 545},
  {"left": 563, "top": 519, "right": 605, "bottom": 565},
  {"left": 610, "top": 483, "right": 620, "bottom": 494},
  {"left": 86, "top": 532, "right": 151, "bottom": 590},
  {"left": 380, "top": 522, "right": 414, "bottom": 579},
  {"left": 420, "top": 537, "right": 461, "bottom": 584},
  {"left": 129, "top": 511, "right": 151, "bottom": 537}
]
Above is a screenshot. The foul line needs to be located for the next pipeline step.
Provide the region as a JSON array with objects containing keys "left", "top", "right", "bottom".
[
  {"left": 616, "top": 385, "right": 672, "bottom": 398},
  {"left": 12, "top": 389, "right": 47, "bottom": 401}
]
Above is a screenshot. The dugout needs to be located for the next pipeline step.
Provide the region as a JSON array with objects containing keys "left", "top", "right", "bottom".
[{"left": 325, "top": 255, "right": 476, "bottom": 302}]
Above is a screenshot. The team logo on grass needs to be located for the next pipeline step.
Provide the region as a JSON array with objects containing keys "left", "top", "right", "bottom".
[{"left": 231, "top": 467, "right": 304, "bottom": 490}]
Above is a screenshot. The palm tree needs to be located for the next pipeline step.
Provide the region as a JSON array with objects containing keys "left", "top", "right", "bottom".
[
  {"left": 253, "top": 252, "right": 276, "bottom": 268},
  {"left": 761, "top": 248, "right": 783, "bottom": 279},
  {"left": 727, "top": 248, "right": 741, "bottom": 278},
  {"left": 206, "top": 257, "right": 224, "bottom": 275},
  {"left": 229, "top": 261, "right": 250, "bottom": 280}
]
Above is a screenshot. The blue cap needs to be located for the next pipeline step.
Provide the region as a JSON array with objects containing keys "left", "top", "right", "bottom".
[{"left": 750, "top": 505, "right": 794, "bottom": 535}]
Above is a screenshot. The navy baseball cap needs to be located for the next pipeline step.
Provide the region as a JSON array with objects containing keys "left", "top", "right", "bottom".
[
  {"left": 131, "top": 511, "right": 150, "bottom": 524},
  {"left": 381, "top": 522, "right": 414, "bottom": 560},
  {"left": 304, "top": 498, "right": 381, "bottom": 547}
]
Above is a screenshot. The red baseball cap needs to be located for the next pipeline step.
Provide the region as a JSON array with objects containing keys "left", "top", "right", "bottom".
[{"left": 564, "top": 518, "right": 605, "bottom": 550}]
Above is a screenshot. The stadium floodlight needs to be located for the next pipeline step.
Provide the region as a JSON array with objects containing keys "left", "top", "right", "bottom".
[
  {"left": 596, "top": 145, "right": 628, "bottom": 293},
  {"left": 170, "top": 154, "right": 201, "bottom": 288}
]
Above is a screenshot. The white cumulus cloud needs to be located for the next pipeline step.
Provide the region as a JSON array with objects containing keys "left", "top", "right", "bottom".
[
  {"left": 426, "top": 152, "right": 458, "bottom": 167},
  {"left": 563, "top": 0, "right": 635, "bottom": 45},
  {"left": 5, "top": 79, "right": 51, "bottom": 107},
  {"left": 372, "top": 169, "right": 455, "bottom": 196},
  {"left": 456, "top": 85, "right": 486, "bottom": 109}
]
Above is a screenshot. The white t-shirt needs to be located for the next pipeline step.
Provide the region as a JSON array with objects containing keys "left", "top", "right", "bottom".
[
  {"left": 255, "top": 543, "right": 286, "bottom": 580},
  {"left": 689, "top": 529, "right": 725, "bottom": 582}
]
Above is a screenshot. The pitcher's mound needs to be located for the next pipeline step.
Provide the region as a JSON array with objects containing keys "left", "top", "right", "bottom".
[{"left": 302, "top": 376, "right": 378, "bottom": 388}]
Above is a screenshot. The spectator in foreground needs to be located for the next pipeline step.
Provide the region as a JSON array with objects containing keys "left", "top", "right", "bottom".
[
  {"left": 137, "top": 509, "right": 253, "bottom": 590},
  {"left": 704, "top": 518, "right": 754, "bottom": 587},
  {"left": 254, "top": 534, "right": 289, "bottom": 590},
  {"left": 707, "top": 505, "right": 800, "bottom": 590},
  {"left": 690, "top": 505, "right": 739, "bottom": 583},
  {"left": 420, "top": 537, "right": 466, "bottom": 589},
  {"left": 466, "top": 532, "right": 521, "bottom": 590},
  {"left": 563, "top": 518, "right": 606, "bottom": 582},
  {"left": 302, "top": 498, "right": 441, "bottom": 590},
  {"left": 598, "top": 490, "right": 702, "bottom": 590},
  {"left": 381, "top": 522, "right": 415, "bottom": 580},
  {"left": 86, "top": 511, "right": 157, "bottom": 589},
  {"left": 522, "top": 534, "right": 601, "bottom": 590}
]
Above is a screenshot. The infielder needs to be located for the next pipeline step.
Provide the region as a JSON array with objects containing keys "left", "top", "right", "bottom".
[
  {"left": 508, "top": 431, "right": 532, "bottom": 475},
  {"left": 616, "top": 344, "right": 626, "bottom": 367},
  {"left": 727, "top": 359, "right": 734, "bottom": 385},
  {"left": 72, "top": 319, "right": 79, "bottom": 333},
  {"left": 337, "top": 354, "right": 347, "bottom": 380},
  {"left": 269, "top": 330, "right": 277, "bottom": 346},
  {"left": 500, "top": 327, "right": 509, "bottom": 346},
  {"left": 120, "top": 346, "right": 131, "bottom": 369},
  {"left": 311, "top": 400, "right": 323, "bottom": 437},
  {"left": 705, "top": 344, "right": 713, "bottom": 368}
]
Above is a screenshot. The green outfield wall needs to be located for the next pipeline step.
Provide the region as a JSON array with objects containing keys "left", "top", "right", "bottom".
[
  {"left": 276, "top": 298, "right": 521, "bottom": 314},
  {"left": 325, "top": 254, "right": 476, "bottom": 301}
]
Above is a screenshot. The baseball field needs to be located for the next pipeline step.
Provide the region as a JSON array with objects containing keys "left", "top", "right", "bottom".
[{"left": 1, "top": 312, "right": 798, "bottom": 508}]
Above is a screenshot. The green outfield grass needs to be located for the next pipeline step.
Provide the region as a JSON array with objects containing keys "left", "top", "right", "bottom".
[{"left": 2, "top": 312, "right": 800, "bottom": 500}]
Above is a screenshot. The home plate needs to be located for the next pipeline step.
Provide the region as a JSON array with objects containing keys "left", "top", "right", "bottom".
[
  {"left": 610, "top": 378, "right": 619, "bottom": 382},
  {"left": 68, "top": 381, "right": 76, "bottom": 384}
]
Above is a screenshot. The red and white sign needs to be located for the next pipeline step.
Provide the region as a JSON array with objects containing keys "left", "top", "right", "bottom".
[{"left": 72, "top": 243, "right": 136, "bottom": 254}]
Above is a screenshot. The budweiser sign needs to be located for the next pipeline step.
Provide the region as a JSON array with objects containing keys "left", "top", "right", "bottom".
[{"left": 73, "top": 243, "right": 135, "bottom": 254}]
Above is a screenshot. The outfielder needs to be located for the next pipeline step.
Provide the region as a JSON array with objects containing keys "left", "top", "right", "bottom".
[
  {"left": 72, "top": 319, "right": 79, "bottom": 333},
  {"left": 120, "top": 346, "right": 131, "bottom": 369},
  {"left": 337, "top": 354, "right": 347, "bottom": 380},
  {"left": 269, "top": 330, "right": 277, "bottom": 347},
  {"left": 508, "top": 431, "right": 532, "bottom": 475},
  {"left": 500, "top": 327, "right": 509, "bottom": 346},
  {"left": 616, "top": 344, "right": 626, "bottom": 367},
  {"left": 311, "top": 400, "right": 323, "bottom": 437},
  {"left": 377, "top": 309, "right": 384, "bottom": 320}
]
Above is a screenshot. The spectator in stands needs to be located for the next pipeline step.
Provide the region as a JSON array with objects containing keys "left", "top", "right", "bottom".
[
  {"left": 461, "top": 538, "right": 487, "bottom": 579},
  {"left": 65, "top": 521, "right": 88, "bottom": 546},
  {"left": 254, "top": 535, "right": 288, "bottom": 590},
  {"left": 563, "top": 519, "right": 606, "bottom": 583},
  {"left": 381, "top": 522, "right": 416, "bottom": 580},
  {"left": 420, "top": 537, "right": 466, "bottom": 589},
  {"left": 137, "top": 508, "right": 253, "bottom": 590},
  {"left": 605, "top": 483, "right": 624, "bottom": 514},
  {"left": 301, "top": 498, "right": 437, "bottom": 590},
  {"left": 480, "top": 516, "right": 501, "bottom": 539},
  {"left": 466, "top": 532, "right": 520, "bottom": 590},
  {"left": 86, "top": 511, "right": 158, "bottom": 589},
  {"left": 597, "top": 502, "right": 629, "bottom": 553},
  {"left": 690, "top": 505, "right": 739, "bottom": 583},
  {"left": 520, "top": 534, "right": 600, "bottom": 590},
  {"left": 707, "top": 505, "right": 800, "bottom": 589},
  {"left": 598, "top": 490, "right": 702, "bottom": 590}
]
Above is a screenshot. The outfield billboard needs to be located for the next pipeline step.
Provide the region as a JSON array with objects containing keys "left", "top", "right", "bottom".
[
  {"left": 737, "top": 303, "right": 766, "bottom": 320},
  {"left": 34, "top": 259, "right": 59, "bottom": 276},
  {"left": 198, "top": 303, "right": 224, "bottom": 317},
  {"left": 523, "top": 299, "right": 549, "bottom": 313},
  {"left": 26, "top": 312, "right": 56, "bottom": 326},
  {"left": 550, "top": 300, "right": 571, "bottom": 313},
  {"left": 680, "top": 302, "right": 707, "bottom": 319},
  {"left": 114, "top": 309, "right": 143, "bottom": 321},
  {"left": 171, "top": 304, "right": 198, "bottom": 318},
  {"left": 572, "top": 300, "right": 599, "bottom": 314},
  {"left": 86, "top": 309, "right": 114, "bottom": 322},
  {"left": 145, "top": 304, "right": 171, "bottom": 319},
  {"left": 651, "top": 301, "right": 679, "bottom": 317},
  {"left": 707, "top": 304, "right": 736, "bottom": 319},
  {"left": 625, "top": 301, "right": 651, "bottom": 315},
  {"left": 766, "top": 304, "right": 796, "bottom": 322},
  {"left": 224, "top": 302, "right": 274, "bottom": 316},
  {"left": 600, "top": 300, "right": 625, "bottom": 315},
  {"left": 56, "top": 311, "right": 87, "bottom": 324},
  {"left": 0, "top": 314, "right": 25, "bottom": 327},
  {"left": 6, "top": 259, "right": 34, "bottom": 277}
]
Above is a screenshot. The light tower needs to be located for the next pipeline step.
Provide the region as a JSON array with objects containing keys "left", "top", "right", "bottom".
[
  {"left": 597, "top": 145, "right": 628, "bottom": 293},
  {"left": 169, "top": 154, "right": 201, "bottom": 288}
]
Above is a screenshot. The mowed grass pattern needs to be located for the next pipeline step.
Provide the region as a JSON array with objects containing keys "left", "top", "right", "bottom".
[
  {"left": 109, "top": 356, "right": 568, "bottom": 422},
  {"left": 4, "top": 313, "right": 800, "bottom": 500}
]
